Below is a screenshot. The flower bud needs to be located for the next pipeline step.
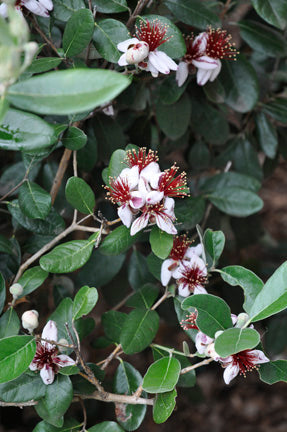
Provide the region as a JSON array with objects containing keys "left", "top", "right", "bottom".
[
  {"left": 9, "top": 283, "right": 23, "bottom": 298},
  {"left": 126, "top": 42, "right": 149, "bottom": 65},
  {"left": 22, "top": 310, "right": 39, "bottom": 333},
  {"left": 235, "top": 313, "right": 250, "bottom": 328},
  {"left": 58, "top": 338, "right": 69, "bottom": 353},
  {"left": 206, "top": 342, "right": 220, "bottom": 361}
]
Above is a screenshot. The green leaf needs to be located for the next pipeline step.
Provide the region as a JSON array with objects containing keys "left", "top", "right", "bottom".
[
  {"left": 0, "top": 96, "right": 9, "bottom": 123},
  {"left": 174, "top": 296, "right": 197, "bottom": 342},
  {"left": 8, "top": 70, "right": 131, "bottom": 115},
  {"left": 62, "top": 127, "right": 87, "bottom": 150},
  {"left": 93, "top": 19, "right": 130, "bottom": 63},
  {"left": 239, "top": 20, "right": 286, "bottom": 57},
  {"left": 219, "top": 55, "right": 259, "bottom": 113},
  {"left": 49, "top": 298, "right": 74, "bottom": 344},
  {"left": 126, "top": 284, "right": 159, "bottom": 309},
  {"left": 214, "top": 328, "right": 261, "bottom": 357},
  {"left": 0, "top": 308, "right": 20, "bottom": 338},
  {"left": 219, "top": 265, "right": 263, "bottom": 315},
  {"left": 100, "top": 225, "right": 141, "bottom": 256},
  {"left": 18, "top": 182, "right": 51, "bottom": 220},
  {"left": 0, "top": 372, "right": 46, "bottom": 402},
  {"left": 128, "top": 250, "right": 155, "bottom": 290},
  {"left": 102, "top": 310, "right": 127, "bottom": 343},
  {"left": 164, "top": 0, "right": 220, "bottom": 29},
  {"left": 65, "top": 177, "right": 96, "bottom": 214},
  {"left": 0, "top": 335, "right": 36, "bottom": 383},
  {"left": 203, "top": 229, "right": 225, "bottom": 268},
  {"left": 52, "top": 0, "right": 85, "bottom": 21},
  {"left": 106, "top": 149, "right": 127, "bottom": 181},
  {"left": 93, "top": 0, "right": 129, "bottom": 13},
  {"left": 58, "top": 365, "right": 79, "bottom": 376},
  {"left": 251, "top": 0, "right": 287, "bottom": 30},
  {"left": 40, "top": 233, "right": 98, "bottom": 274},
  {"left": 182, "top": 294, "right": 233, "bottom": 338},
  {"left": 207, "top": 187, "right": 263, "bottom": 217},
  {"left": 159, "top": 75, "right": 187, "bottom": 105},
  {"left": 153, "top": 389, "right": 177, "bottom": 424},
  {"left": 249, "top": 261, "right": 287, "bottom": 322},
  {"left": 150, "top": 226, "right": 173, "bottom": 260},
  {"left": 73, "top": 285, "right": 98, "bottom": 319},
  {"left": 0, "top": 109, "right": 57, "bottom": 151},
  {"left": 175, "top": 196, "right": 206, "bottom": 231},
  {"left": 139, "top": 15, "right": 186, "bottom": 58},
  {"left": 232, "top": 137, "right": 263, "bottom": 181},
  {"left": 262, "top": 98, "right": 287, "bottom": 124},
  {"left": 113, "top": 361, "right": 147, "bottom": 431},
  {"left": 0, "top": 272, "right": 5, "bottom": 314},
  {"left": 199, "top": 172, "right": 261, "bottom": 194},
  {"left": 35, "top": 375, "right": 73, "bottom": 427},
  {"left": 63, "top": 9, "right": 95, "bottom": 57},
  {"left": 18, "top": 266, "right": 49, "bottom": 297},
  {"left": 0, "top": 234, "right": 14, "bottom": 255},
  {"left": 8, "top": 200, "right": 65, "bottom": 235},
  {"left": 142, "top": 357, "right": 181, "bottom": 393},
  {"left": 120, "top": 309, "right": 159, "bottom": 354},
  {"left": 259, "top": 360, "right": 287, "bottom": 384},
  {"left": 33, "top": 419, "right": 82, "bottom": 432},
  {"left": 156, "top": 94, "right": 191, "bottom": 140},
  {"left": 147, "top": 253, "right": 162, "bottom": 281},
  {"left": 27, "top": 57, "right": 63, "bottom": 74},
  {"left": 88, "top": 422, "right": 124, "bottom": 432},
  {"left": 255, "top": 112, "right": 278, "bottom": 159}
]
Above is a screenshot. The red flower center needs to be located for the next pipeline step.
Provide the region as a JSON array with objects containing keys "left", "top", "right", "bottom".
[
  {"left": 205, "top": 28, "right": 237, "bottom": 60},
  {"left": 158, "top": 164, "right": 189, "bottom": 198},
  {"left": 183, "top": 34, "right": 202, "bottom": 63},
  {"left": 105, "top": 177, "right": 131, "bottom": 205},
  {"left": 33, "top": 342, "right": 60, "bottom": 373},
  {"left": 169, "top": 235, "right": 192, "bottom": 261},
  {"left": 135, "top": 20, "right": 170, "bottom": 52},
  {"left": 180, "top": 312, "right": 199, "bottom": 330},
  {"left": 177, "top": 263, "right": 207, "bottom": 293},
  {"left": 125, "top": 147, "right": 158, "bottom": 172},
  {"left": 231, "top": 350, "right": 259, "bottom": 377}
]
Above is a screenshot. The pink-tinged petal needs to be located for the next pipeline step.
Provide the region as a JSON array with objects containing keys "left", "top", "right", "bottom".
[
  {"left": 185, "top": 244, "right": 203, "bottom": 259},
  {"left": 155, "top": 213, "right": 177, "bottom": 235},
  {"left": 29, "top": 361, "right": 38, "bottom": 371},
  {"left": 41, "top": 320, "right": 57, "bottom": 349},
  {"left": 129, "top": 191, "right": 145, "bottom": 209},
  {"left": 56, "top": 355, "right": 76, "bottom": 368},
  {"left": 145, "top": 60, "right": 159, "bottom": 77},
  {"left": 102, "top": 105, "right": 114, "bottom": 116},
  {"left": 126, "top": 165, "right": 140, "bottom": 189},
  {"left": 138, "top": 177, "right": 149, "bottom": 199},
  {"left": 155, "top": 50, "right": 178, "bottom": 71},
  {"left": 189, "top": 255, "right": 207, "bottom": 275},
  {"left": 149, "top": 172, "right": 162, "bottom": 190},
  {"left": 209, "top": 61, "right": 222, "bottom": 82},
  {"left": 178, "top": 283, "right": 190, "bottom": 297},
  {"left": 176, "top": 61, "right": 189, "bottom": 87},
  {"left": 192, "top": 56, "right": 219, "bottom": 70},
  {"left": 146, "top": 190, "right": 164, "bottom": 205},
  {"left": 194, "top": 285, "right": 208, "bottom": 295},
  {"left": 130, "top": 213, "right": 149, "bottom": 236},
  {"left": 0, "top": 3, "right": 8, "bottom": 17},
  {"left": 39, "top": 0, "right": 53, "bottom": 10},
  {"left": 195, "top": 331, "right": 213, "bottom": 354},
  {"left": 140, "top": 161, "right": 161, "bottom": 182},
  {"left": 163, "top": 197, "right": 175, "bottom": 215},
  {"left": 223, "top": 363, "right": 240, "bottom": 385},
  {"left": 148, "top": 51, "right": 170, "bottom": 75},
  {"left": 118, "top": 204, "right": 134, "bottom": 228},
  {"left": 193, "top": 32, "right": 208, "bottom": 52},
  {"left": 40, "top": 365, "right": 55, "bottom": 385},
  {"left": 118, "top": 52, "right": 129, "bottom": 66},
  {"left": 161, "top": 258, "right": 176, "bottom": 286},
  {"left": 23, "top": 0, "right": 49, "bottom": 16},
  {"left": 251, "top": 350, "right": 269, "bottom": 365},
  {"left": 196, "top": 68, "right": 212, "bottom": 86},
  {"left": 117, "top": 38, "right": 139, "bottom": 53},
  {"left": 231, "top": 314, "right": 238, "bottom": 325}
]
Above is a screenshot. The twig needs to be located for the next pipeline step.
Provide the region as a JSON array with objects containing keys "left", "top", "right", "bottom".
[
  {"left": 180, "top": 357, "right": 214, "bottom": 375},
  {"left": 0, "top": 400, "right": 36, "bottom": 407},
  {"left": 101, "top": 344, "right": 122, "bottom": 370},
  {"left": 50, "top": 148, "right": 72, "bottom": 205},
  {"left": 126, "top": 0, "right": 150, "bottom": 29},
  {"left": 151, "top": 343, "right": 197, "bottom": 359},
  {"left": 31, "top": 16, "right": 61, "bottom": 58},
  {"left": 151, "top": 291, "right": 170, "bottom": 310},
  {"left": 78, "top": 397, "right": 87, "bottom": 432},
  {"left": 112, "top": 292, "right": 134, "bottom": 311},
  {"left": 219, "top": 0, "right": 232, "bottom": 20},
  {"left": 0, "top": 158, "right": 35, "bottom": 203},
  {"left": 38, "top": 336, "right": 76, "bottom": 350}
]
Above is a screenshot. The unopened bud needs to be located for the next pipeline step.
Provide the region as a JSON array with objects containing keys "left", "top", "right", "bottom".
[
  {"left": 206, "top": 342, "right": 220, "bottom": 361},
  {"left": 22, "top": 310, "right": 39, "bottom": 333},
  {"left": 235, "top": 313, "right": 250, "bottom": 328},
  {"left": 126, "top": 42, "right": 149, "bottom": 65},
  {"left": 58, "top": 338, "right": 69, "bottom": 353},
  {"left": 9, "top": 283, "right": 23, "bottom": 298}
]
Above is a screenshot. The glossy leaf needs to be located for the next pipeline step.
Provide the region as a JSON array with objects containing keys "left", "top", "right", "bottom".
[
  {"left": 0, "top": 272, "right": 5, "bottom": 315},
  {"left": 164, "top": 0, "right": 220, "bottom": 29},
  {"left": 156, "top": 94, "right": 191, "bottom": 140},
  {"left": 207, "top": 187, "right": 263, "bottom": 217},
  {"left": 33, "top": 419, "right": 82, "bottom": 432},
  {"left": 142, "top": 357, "right": 181, "bottom": 393},
  {"left": 0, "top": 235, "right": 14, "bottom": 255},
  {"left": 65, "top": 176, "right": 96, "bottom": 214},
  {"left": 126, "top": 284, "right": 159, "bottom": 309},
  {"left": 0, "top": 335, "right": 36, "bottom": 383},
  {"left": 120, "top": 309, "right": 159, "bottom": 354},
  {"left": 102, "top": 311, "right": 127, "bottom": 343},
  {"left": 0, "top": 109, "right": 57, "bottom": 151},
  {"left": 219, "top": 265, "right": 263, "bottom": 315},
  {"left": 149, "top": 226, "right": 173, "bottom": 260},
  {"left": 249, "top": 261, "right": 287, "bottom": 322},
  {"left": 175, "top": 197, "right": 205, "bottom": 231},
  {"left": 63, "top": 9, "right": 95, "bottom": 57},
  {"left": 203, "top": 229, "right": 225, "bottom": 268},
  {"left": 251, "top": 0, "right": 287, "bottom": 30},
  {"left": 106, "top": 149, "right": 127, "bottom": 182},
  {"left": 199, "top": 172, "right": 261, "bottom": 194},
  {"left": 262, "top": 98, "right": 287, "bottom": 124},
  {"left": 182, "top": 294, "right": 233, "bottom": 338},
  {"left": 40, "top": 233, "right": 98, "bottom": 273},
  {"left": 73, "top": 285, "right": 98, "bottom": 319},
  {"left": 214, "top": 328, "right": 261, "bottom": 357},
  {"left": 259, "top": 360, "right": 287, "bottom": 384},
  {"left": 27, "top": 57, "right": 63, "bottom": 74},
  {"left": 89, "top": 422, "right": 124, "bottom": 432},
  {"left": 0, "top": 373, "right": 45, "bottom": 402},
  {"left": 0, "top": 308, "right": 20, "bottom": 338},
  {"left": 17, "top": 266, "right": 49, "bottom": 297},
  {"left": 62, "top": 127, "right": 87, "bottom": 150},
  {"left": 128, "top": 250, "right": 155, "bottom": 290},
  {"left": 255, "top": 112, "right": 278, "bottom": 159},
  {"left": 232, "top": 137, "right": 263, "bottom": 181},
  {"left": 153, "top": 389, "right": 177, "bottom": 424},
  {"left": 8, "top": 70, "right": 131, "bottom": 115},
  {"left": 53, "top": 0, "right": 85, "bottom": 21},
  {"left": 18, "top": 181, "right": 51, "bottom": 220},
  {"left": 100, "top": 225, "right": 141, "bottom": 256},
  {"left": 93, "top": 0, "right": 129, "bottom": 13},
  {"left": 93, "top": 19, "right": 130, "bottom": 63}
]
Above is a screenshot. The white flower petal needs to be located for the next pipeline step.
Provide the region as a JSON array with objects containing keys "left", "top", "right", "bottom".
[
  {"left": 140, "top": 162, "right": 161, "bottom": 182},
  {"left": 155, "top": 50, "right": 178, "bottom": 71},
  {"left": 194, "top": 285, "right": 207, "bottom": 295},
  {"left": 176, "top": 61, "right": 189, "bottom": 87},
  {"left": 41, "top": 320, "right": 57, "bottom": 349},
  {"left": 185, "top": 244, "right": 203, "bottom": 259},
  {"left": 0, "top": 3, "right": 8, "bottom": 17},
  {"left": 40, "top": 365, "right": 55, "bottom": 385},
  {"left": 23, "top": 0, "right": 49, "bottom": 16},
  {"left": 163, "top": 197, "right": 175, "bottom": 217},
  {"left": 146, "top": 190, "right": 164, "bottom": 205},
  {"left": 118, "top": 52, "right": 129, "bottom": 66},
  {"left": 193, "top": 32, "right": 208, "bottom": 52},
  {"left": 40, "top": 0, "right": 53, "bottom": 10},
  {"left": 149, "top": 172, "right": 162, "bottom": 190},
  {"left": 195, "top": 331, "right": 213, "bottom": 354},
  {"left": 209, "top": 61, "right": 222, "bottom": 82},
  {"left": 161, "top": 258, "right": 176, "bottom": 286},
  {"left": 251, "top": 350, "right": 269, "bottom": 365},
  {"left": 126, "top": 165, "right": 140, "bottom": 189},
  {"left": 29, "top": 361, "right": 38, "bottom": 371},
  {"left": 231, "top": 314, "right": 238, "bottom": 325},
  {"left": 196, "top": 68, "right": 212, "bottom": 86},
  {"left": 223, "top": 363, "right": 240, "bottom": 385},
  {"left": 155, "top": 213, "right": 177, "bottom": 235},
  {"left": 118, "top": 204, "right": 134, "bottom": 228},
  {"left": 192, "top": 56, "right": 219, "bottom": 70},
  {"left": 57, "top": 355, "right": 76, "bottom": 368},
  {"left": 148, "top": 51, "right": 170, "bottom": 75},
  {"left": 129, "top": 191, "right": 145, "bottom": 209},
  {"left": 130, "top": 213, "right": 149, "bottom": 236},
  {"left": 178, "top": 283, "right": 190, "bottom": 297},
  {"left": 117, "top": 38, "right": 139, "bottom": 53},
  {"left": 190, "top": 254, "right": 207, "bottom": 274}
]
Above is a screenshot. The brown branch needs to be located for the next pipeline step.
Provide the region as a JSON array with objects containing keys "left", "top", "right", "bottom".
[
  {"left": 126, "top": 0, "right": 150, "bottom": 30},
  {"left": 31, "top": 16, "right": 61, "bottom": 58},
  {"left": 50, "top": 148, "right": 72, "bottom": 205},
  {"left": 101, "top": 344, "right": 122, "bottom": 370},
  {"left": 180, "top": 357, "right": 213, "bottom": 375},
  {"left": 0, "top": 158, "right": 35, "bottom": 203}
]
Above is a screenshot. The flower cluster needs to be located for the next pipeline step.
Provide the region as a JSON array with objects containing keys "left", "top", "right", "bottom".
[
  {"left": 29, "top": 320, "right": 75, "bottom": 385},
  {"left": 0, "top": 0, "right": 53, "bottom": 18},
  {"left": 117, "top": 19, "right": 178, "bottom": 77},
  {"left": 105, "top": 148, "right": 189, "bottom": 236},
  {"left": 176, "top": 27, "right": 238, "bottom": 87},
  {"left": 181, "top": 312, "right": 269, "bottom": 384},
  {"left": 161, "top": 235, "right": 208, "bottom": 296}
]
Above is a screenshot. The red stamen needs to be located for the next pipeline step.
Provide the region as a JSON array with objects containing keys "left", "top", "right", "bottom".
[
  {"left": 177, "top": 263, "right": 207, "bottom": 293},
  {"left": 32, "top": 342, "right": 60, "bottom": 373},
  {"left": 180, "top": 312, "right": 199, "bottom": 330},
  {"left": 231, "top": 350, "right": 259, "bottom": 377},
  {"left": 183, "top": 34, "right": 202, "bottom": 63},
  {"left": 125, "top": 147, "right": 158, "bottom": 172},
  {"left": 158, "top": 164, "right": 189, "bottom": 198},
  {"left": 205, "top": 27, "right": 238, "bottom": 60},
  {"left": 135, "top": 20, "right": 170, "bottom": 52},
  {"left": 169, "top": 235, "right": 192, "bottom": 261},
  {"left": 105, "top": 177, "right": 131, "bottom": 205}
]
